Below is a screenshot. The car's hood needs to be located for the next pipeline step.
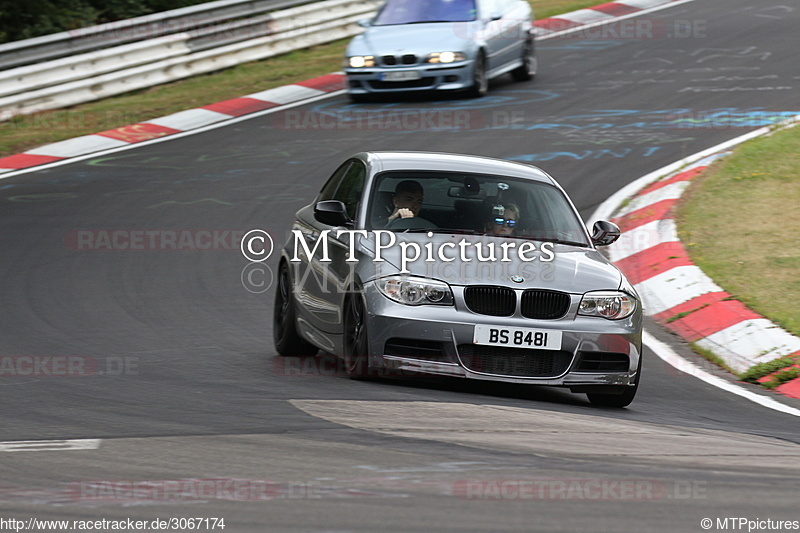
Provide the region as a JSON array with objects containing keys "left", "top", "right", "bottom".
[
  {"left": 360, "top": 233, "right": 622, "bottom": 294},
  {"left": 348, "top": 23, "right": 473, "bottom": 57}
]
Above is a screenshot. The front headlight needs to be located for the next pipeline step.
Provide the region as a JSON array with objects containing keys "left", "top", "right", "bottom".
[
  {"left": 578, "top": 291, "right": 637, "bottom": 320},
  {"left": 425, "top": 52, "right": 466, "bottom": 64},
  {"left": 348, "top": 55, "right": 375, "bottom": 68},
  {"left": 377, "top": 276, "right": 453, "bottom": 306}
]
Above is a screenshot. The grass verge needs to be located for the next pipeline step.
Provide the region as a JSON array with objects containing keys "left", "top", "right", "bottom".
[
  {"left": 676, "top": 124, "right": 800, "bottom": 338},
  {"left": 0, "top": 0, "right": 604, "bottom": 159}
]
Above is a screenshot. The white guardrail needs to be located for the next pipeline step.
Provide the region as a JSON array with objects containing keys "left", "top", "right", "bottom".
[{"left": 0, "top": 0, "right": 381, "bottom": 120}]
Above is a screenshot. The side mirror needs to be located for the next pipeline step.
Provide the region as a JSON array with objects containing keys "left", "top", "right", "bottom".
[
  {"left": 357, "top": 18, "right": 371, "bottom": 28},
  {"left": 591, "top": 220, "right": 621, "bottom": 246},
  {"left": 314, "top": 200, "right": 352, "bottom": 227}
]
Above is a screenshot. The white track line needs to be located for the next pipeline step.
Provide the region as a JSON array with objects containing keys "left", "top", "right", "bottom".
[
  {"left": 644, "top": 332, "right": 800, "bottom": 417},
  {"left": 0, "top": 439, "right": 101, "bottom": 452}
]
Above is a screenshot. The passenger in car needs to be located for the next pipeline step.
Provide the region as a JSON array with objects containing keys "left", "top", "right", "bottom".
[{"left": 487, "top": 203, "right": 519, "bottom": 237}]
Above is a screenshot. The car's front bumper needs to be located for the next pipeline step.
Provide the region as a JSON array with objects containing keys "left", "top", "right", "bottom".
[
  {"left": 345, "top": 61, "right": 474, "bottom": 94},
  {"left": 363, "top": 282, "right": 642, "bottom": 387}
]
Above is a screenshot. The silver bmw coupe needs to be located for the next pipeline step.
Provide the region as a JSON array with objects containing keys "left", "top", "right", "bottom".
[{"left": 273, "top": 152, "right": 643, "bottom": 407}]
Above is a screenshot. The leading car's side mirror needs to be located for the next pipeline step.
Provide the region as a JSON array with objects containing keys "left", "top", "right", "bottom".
[
  {"left": 591, "top": 220, "right": 621, "bottom": 246},
  {"left": 314, "top": 200, "right": 353, "bottom": 227}
]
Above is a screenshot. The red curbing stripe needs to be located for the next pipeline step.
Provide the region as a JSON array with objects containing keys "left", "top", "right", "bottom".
[
  {"left": 202, "top": 97, "right": 279, "bottom": 117},
  {"left": 591, "top": 2, "right": 641, "bottom": 17},
  {"left": 775, "top": 377, "right": 800, "bottom": 400},
  {"left": 613, "top": 241, "right": 691, "bottom": 285},
  {"left": 0, "top": 153, "right": 64, "bottom": 169},
  {"left": 664, "top": 298, "right": 763, "bottom": 343},
  {"left": 97, "top": 123, "right": 181, "bottom": 143},
  {"left": 637, "top": 166, "right": 707, "bottom": 197},
  {"left": 614, "top": 198, "right": 677, "bottom": 233},
  {"left": 652, "top": 291, "right": 729, "bottom": 324},
  {"left": 535, "top": 18, "right": 582, "bottom": 32},
  {"left": 296, "top": 74, "right": 346, "bottom": 93}
]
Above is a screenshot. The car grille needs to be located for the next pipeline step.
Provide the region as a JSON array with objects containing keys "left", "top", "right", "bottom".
[
  {"left": 521, "top": 290, "right": 571, "bottom": 319},
  {"left": 464, "top": 286, "right": 515, "bottom": 316},
  {"left": 384, "top": 338, "right": 446, "bottom": 360},
  {"left": 458, "top": 345, "right": 573, "bottom": 378},
  {"left": 575, "top": 352, "right": 629, "bottom": 372},
  {"left": 382, "top": 54, "right": 417, "bottom": 65}
]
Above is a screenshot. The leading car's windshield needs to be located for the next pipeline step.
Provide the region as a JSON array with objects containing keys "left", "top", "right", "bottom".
[
  {"left": 373, "top": 0, "right": 477, "bottom": 25},
  {"left": 367, "top": 171, "right": 591, "bottom": 247}
]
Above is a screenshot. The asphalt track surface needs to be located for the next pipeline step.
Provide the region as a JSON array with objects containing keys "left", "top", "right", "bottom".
[{"left": 2, "top": 0, "right": 800, "bottom": 531}]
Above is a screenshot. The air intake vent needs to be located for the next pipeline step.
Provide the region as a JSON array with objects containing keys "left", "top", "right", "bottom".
[{"left": 458, "top": 345, "right": 572, "bottom": 377}]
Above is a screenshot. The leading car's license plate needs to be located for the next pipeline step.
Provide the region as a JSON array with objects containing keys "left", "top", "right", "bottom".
[
  {"left": 380, "top": 71, "right": 421, "bottom": 81},
  {"left": 473, "top": 325, "right": 562, "bottom": 350}
]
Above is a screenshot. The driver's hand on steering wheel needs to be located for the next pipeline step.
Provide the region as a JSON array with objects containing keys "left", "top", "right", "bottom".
[{"left": 388, "top": 207, "right": 414, "bottom": 221}]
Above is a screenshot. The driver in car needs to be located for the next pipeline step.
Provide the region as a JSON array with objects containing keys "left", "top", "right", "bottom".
[{"left": 386, "top": 180, "right": 424, "bottom": 225}]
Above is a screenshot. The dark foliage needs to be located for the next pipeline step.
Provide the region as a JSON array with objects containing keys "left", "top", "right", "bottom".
[{"left": 0, "top": 0, "right": 210, "bottom": 43}]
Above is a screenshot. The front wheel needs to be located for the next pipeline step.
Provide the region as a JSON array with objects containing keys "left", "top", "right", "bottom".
[
  {"left": 468, "top": 53, "right": 488, "bottom": 98},
  {"left": 586, "top": 383, "right": 638, "bottom": 408},
  {"left": 273, "top": 263, "right": 316, "bottom": 356},
  {"left": 586, "top": 354, "right": 642, "bottom": 407},
  {"left": 511, "top": 39, "right": 537, "bottom": 82},
  {"left": 342, "top": 289, "right": 371, "bottom": 379}
]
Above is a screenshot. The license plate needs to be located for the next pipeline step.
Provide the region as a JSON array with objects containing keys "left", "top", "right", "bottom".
[
  {"left": 473, "top": 325, "right": 562, "bottom": 350},
  {"left": 380, "top": 70, "right": 421, "bottom": 81}
]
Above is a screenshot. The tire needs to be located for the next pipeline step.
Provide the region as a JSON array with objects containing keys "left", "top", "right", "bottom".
[
  {"left": 511, "top": 39, "right": 537, "bottom": 82},
  {"left": 586, "top": 354, "right": 642, "bottom": 408},
  {"left": 342, "top": 289, "right": 371, "bottom": 379},
  {"left": 468, "top": 53, "right": 488, "bottom": 98},
  {"left": 273, "top": 262, "right": 316, "bottom": 356}
]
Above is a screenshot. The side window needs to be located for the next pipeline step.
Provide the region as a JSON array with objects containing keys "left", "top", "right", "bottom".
[
  {"left": 332, "top": 161, "right": 366, "bottom": 220},
  {"left": 318, "top": 162, "right": 351, "bottom": 202}
]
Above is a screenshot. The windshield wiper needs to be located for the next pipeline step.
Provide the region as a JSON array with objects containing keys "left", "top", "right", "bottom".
[
  {"left": 536, "top": 237, "right": 590, "bottom": 247},
  {"left": 402, "top": 228, "right": 476, "bottom": 235}
]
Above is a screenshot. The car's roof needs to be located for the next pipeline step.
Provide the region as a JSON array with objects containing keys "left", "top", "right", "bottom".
[{"left": 357, "top": 151, "right": 554, "bottom": 183}]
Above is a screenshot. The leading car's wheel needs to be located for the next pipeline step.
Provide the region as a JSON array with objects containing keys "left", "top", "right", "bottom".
[
  {"left": 468, "top": 53, "right": 488, "bottom": 98},
  {"left": 511, "top": 39, "right": 537, "bottom": 82},
  {"left": 342, "top": 289, "right": 371, "bottom": 379},
  {"left": 586, "top": 354, "right": 642, "bottom": 408},
  {"left": 273, "top": 263, "right": 316, "bottom": 356}
]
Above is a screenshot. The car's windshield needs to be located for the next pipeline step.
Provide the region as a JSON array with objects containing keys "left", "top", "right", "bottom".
[
  {"left": 373, "top": 0, "right": 477, "bottom": 25},
  {"left": 367, "top": 171, "right": 591, "bottom": 247}
]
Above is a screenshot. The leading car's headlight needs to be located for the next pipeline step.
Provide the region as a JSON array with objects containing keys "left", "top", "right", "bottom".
[
  {"left": 377, "top": 276, "right": 453, "bottom": 306},
  {"left": 425, "top": 52, "right": 466, "bottom": 64},
  {"left": 578, "top": 291, "right": 637, "bottom": 320},
  {"left": 348, "top": 55, "right": 375, "bottom": 68}
]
